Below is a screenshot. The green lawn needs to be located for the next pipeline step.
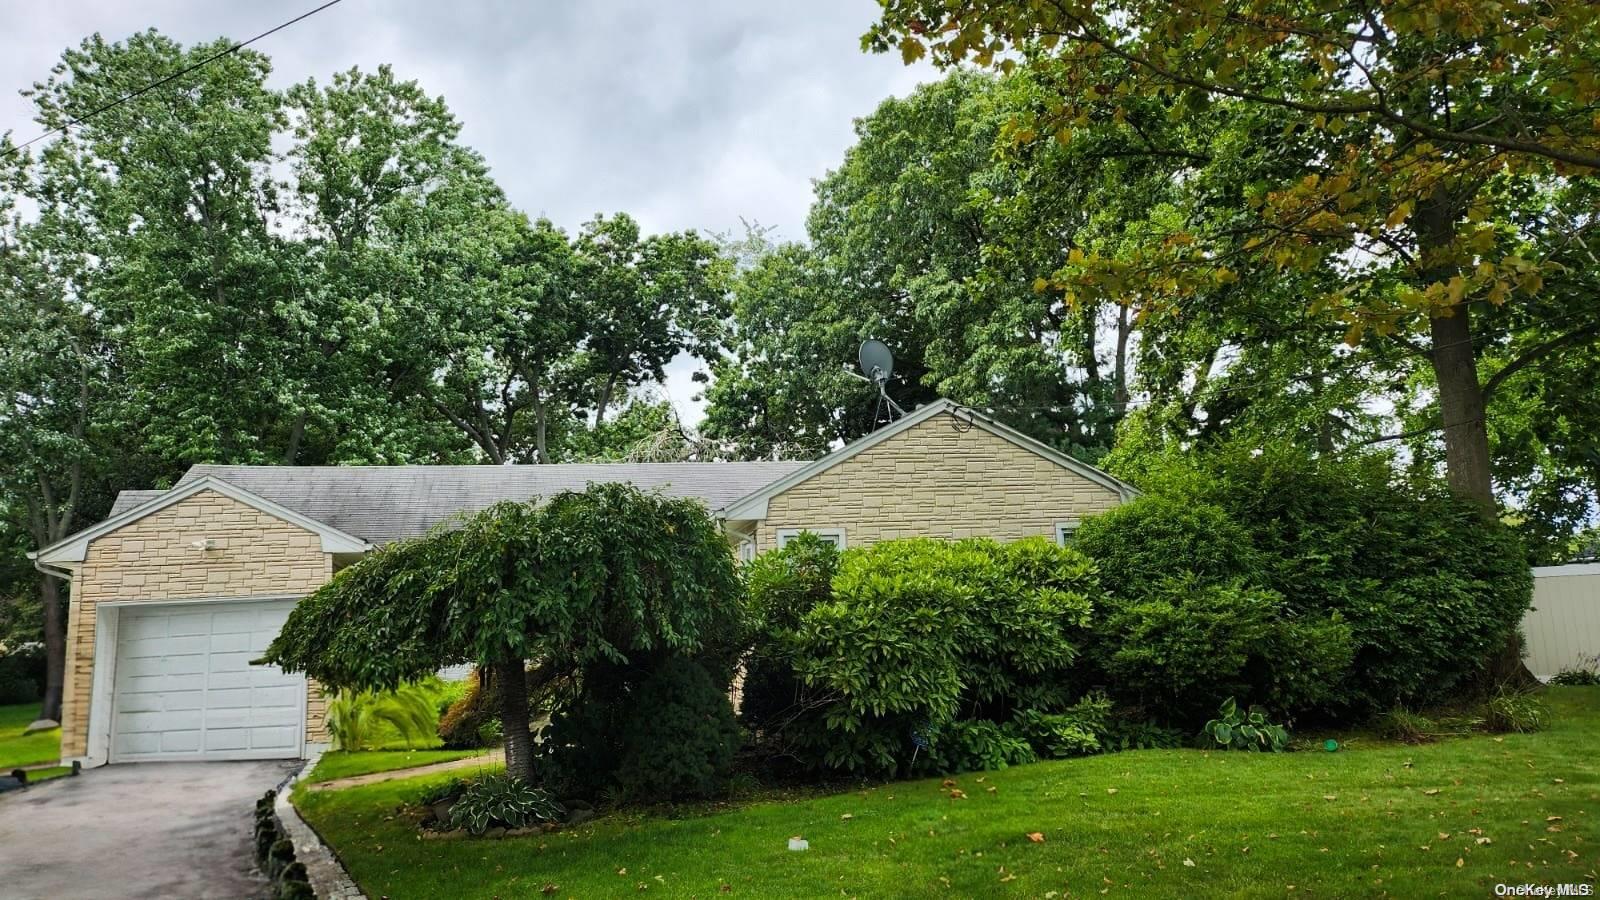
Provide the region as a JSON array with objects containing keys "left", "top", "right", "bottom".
[
  {"left": 0, "top": 703, "right": 60, "bottom": 770},
  {"left": 297, "top": 688, "right": 1600, "bottom": 899},
  {"left": 304, "top": 748, "right": 489, "bottom": 784}
]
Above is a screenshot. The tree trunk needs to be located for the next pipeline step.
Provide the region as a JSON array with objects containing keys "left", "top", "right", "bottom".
[
  {"left": 1428, "top": 307, "right": 1494, "bottom": 507},
  {"left": 494, "top": 657, "right": 534, "bottom": 781},
  {"left": 39, "top": 574, "right": 66, "bottom": 722}
]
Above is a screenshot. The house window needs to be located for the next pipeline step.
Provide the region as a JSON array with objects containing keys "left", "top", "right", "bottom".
[
  {"left": 1055, "top": 521, "right": 1080, "bottom": 546},
  {"left": 738, "top": 539, "right": 757, "bottom": 563},
  {"left": 776, "top": 528, "right": 847, "bottom": 550}
]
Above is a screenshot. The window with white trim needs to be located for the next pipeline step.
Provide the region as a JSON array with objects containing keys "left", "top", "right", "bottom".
[
  {"left": 738, "top": 539, "right": 757, "bottom": 563},
  {"left": 1055, "top": 521, "right": 1080, "bottom": 546},
  {"left": 775, "top": 527, "right": 846, "bottom": 549}
]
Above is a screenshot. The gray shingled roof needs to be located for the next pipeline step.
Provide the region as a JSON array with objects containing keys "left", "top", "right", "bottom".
[{"left": 108, "top": 462, "right": 810, "bottom": 545}]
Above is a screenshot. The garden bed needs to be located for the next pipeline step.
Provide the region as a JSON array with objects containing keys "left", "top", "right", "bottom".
[{"left": 297, "top": 687, "right": 1599, "bottom": 898}]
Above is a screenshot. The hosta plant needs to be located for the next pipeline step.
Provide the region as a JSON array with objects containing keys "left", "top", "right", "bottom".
[
  {"left": 1201, "top": 697, "right": 1289, "bottom": 752},
  {"left": 446, "top": 775, "right": 564, "bottom": 836}
]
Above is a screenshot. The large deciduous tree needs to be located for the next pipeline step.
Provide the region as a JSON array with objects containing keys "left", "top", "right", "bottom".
[
  {"left": 260, "top": 484, "right": 742, "bottom": 782},
  {"left": 867, "top": 0, "right": 1600, "bottom": 510}
]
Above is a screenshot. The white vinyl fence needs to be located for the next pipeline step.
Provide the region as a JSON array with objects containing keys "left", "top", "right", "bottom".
[{"left": 1525, "top": 564, "right": 1600, "bottom": 679}]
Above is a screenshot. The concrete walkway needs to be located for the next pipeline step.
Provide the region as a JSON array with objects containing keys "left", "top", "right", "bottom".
[
  {"left": 0, "top": 759, "right": 299, "bottom": 900},
  {"left": 306, "top": 749, "right": 503, "bottom": 791}
]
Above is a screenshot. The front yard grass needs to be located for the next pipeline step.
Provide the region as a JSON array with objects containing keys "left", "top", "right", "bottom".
[
  {"left": 297, "top": 687, "right": 1599, "bottom": 898},
  {"left": 0, "top": 703, "right": 60, "bottom": 770},
  {"left": 304, "top": 748, "right": 489, "bottom": 784}
]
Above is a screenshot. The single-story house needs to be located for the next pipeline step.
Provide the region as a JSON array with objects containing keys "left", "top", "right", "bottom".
[{"left": 30, "top": 399, "right": 1137, "bottom": 767}]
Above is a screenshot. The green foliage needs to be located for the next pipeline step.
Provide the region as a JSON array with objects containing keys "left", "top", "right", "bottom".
[
  {"left": 611, "top": 656, "right": 741, "bottom": 803},
  {"left": 0, "top": 646, "right": 45, "bottom": 705},
  {"left": 264, "top": 483, "right": 743, "bottom": 785},
  {"left": 752, "top": 536, "right": 1100, "bottom": 776},
  {"left": 738, "top": 532, "right": 840, "bottom": 731},
  {"left": 1376, "top": 709, "right": 1438, "bottom": 745},
  {"left": 1012, "top": 693, "right": 1114, "bottom": 759},
  {"left": 445, "top": 775, "right": 563, "bottom": 836},
  {"left": 1482, "top": 687, "right": 1551, "bottom": 734},
  {"left": 324, "top": 682, "right": 440, "bottom": 751},
  {"left": 1101, "top": 718, "right": 1186, "bottom": 752},
  {"left": 1074, "top": 497, "right": 1262, "bottom": 599},
  {"left": 437, "top": 671, "right": 498, "bottom": 749},
  {"left": 1549, "top": 654, "right": 1600, "bottom": 687},
  {"left": 1078, "top": 448, "right": 1532, "bottom": 717},
  {"left": 1201, "top": 698, "right": 1289, "bottom": 753},
  {"left": 926, "top": 720, "right": 1037, "bottom": 774}
]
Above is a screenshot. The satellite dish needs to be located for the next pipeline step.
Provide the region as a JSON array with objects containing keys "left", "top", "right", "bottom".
[
  {"left": 859, "top": 339, "right": 894, "bottom": 385},
  {"left": 857, "top": 338, "right": 905, "bottom": 427}
]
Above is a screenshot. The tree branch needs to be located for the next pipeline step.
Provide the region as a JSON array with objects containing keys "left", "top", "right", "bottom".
[{"left": 1481, "top": 323, "right": 1600, "bottom": 403}]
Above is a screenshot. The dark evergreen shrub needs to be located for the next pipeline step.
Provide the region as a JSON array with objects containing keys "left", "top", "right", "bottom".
[{"left": 613, "top": 656, "right": 741, "bottom": 802}]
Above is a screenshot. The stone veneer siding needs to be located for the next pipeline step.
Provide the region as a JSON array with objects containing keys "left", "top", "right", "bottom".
[
  {"left": 756, "top": 411, "right": 1123, "bottom": 551},
  {"left": 61, "top": 489, "right": 334, "bottom": 758}
]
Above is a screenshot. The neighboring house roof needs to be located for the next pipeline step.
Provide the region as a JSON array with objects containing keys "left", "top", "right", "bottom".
[
  {"left": 31, "top": 475, "right": 372, "bottom": 565},
  {"left": 718, "top": 398, "right": 1140, "bottom": 520},
  {"left": 136, "top": 461, "right": 807, "bottom": 545}
]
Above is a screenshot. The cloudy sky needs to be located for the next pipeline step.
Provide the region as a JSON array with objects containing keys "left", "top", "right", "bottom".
[{"left": 0, "top": 0, "right": 935, "bottom": 419}]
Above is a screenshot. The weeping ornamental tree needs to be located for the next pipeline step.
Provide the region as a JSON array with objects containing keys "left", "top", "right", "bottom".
[{"left": 260, "top": 483, "right": 742, "bottom": 781}]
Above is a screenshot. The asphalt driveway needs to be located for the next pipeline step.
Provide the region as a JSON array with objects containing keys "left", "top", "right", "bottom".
[{"left": 0, "top": 759, "right": 302, "bottom": 900}]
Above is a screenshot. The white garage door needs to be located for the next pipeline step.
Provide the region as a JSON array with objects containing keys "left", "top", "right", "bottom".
[{"left": 111, "top": 600, "right": 305, "bottom": 762}]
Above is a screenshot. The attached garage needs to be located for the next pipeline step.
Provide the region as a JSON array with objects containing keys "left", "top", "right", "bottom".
[{"left": 109, "top": 599, "right": 306, "bottom": 762}]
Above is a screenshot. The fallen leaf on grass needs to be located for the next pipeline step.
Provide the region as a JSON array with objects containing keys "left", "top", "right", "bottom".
[
  {"left": 1027, "top": 832, "right": 1045, "bottom": 843},
  {"left": 541, "top": 885, "right": 559, "bottom": 895},
  {"left": 840, "top": 813, "right": 854, "bottom": 821},
  {"left": 986, "top": 786, "right": 998, "bottom": 794},
  {"left": 618, "top": 868, "right": 628, "bottom": 876},
  {"left": 1107, "top": 788, "right": 1119, "bottom": 795},
  {"left": 1423, "top": 789, "right": 1441, "bottom": 796},
  {"left": 1183, "top": 859, "right": 1196, "bottom": 867},
  {"left": 1323, "top": 795, "right": 1337, "bottom": 801},
  {"left": 949, "top": 789, "right": 967, "bottom": 799},
  {"left": 1455, "top": 858, "right": 1465, "bottom": 868}
]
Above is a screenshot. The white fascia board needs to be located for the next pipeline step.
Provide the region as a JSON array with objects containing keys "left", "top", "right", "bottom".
[{"left": 32, "top": 474, "right": 371, "bottom": 564}]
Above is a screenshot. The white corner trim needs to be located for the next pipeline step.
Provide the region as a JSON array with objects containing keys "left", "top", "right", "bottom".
[
  {"left": 775, "top": 527, "right": 846, "bottom": 549},
  {"left": 31, "top": 474, "right": 371, "bottom": 564},
  {"left": 717, "top": 399, "right": 1139, "bottom": 521}
]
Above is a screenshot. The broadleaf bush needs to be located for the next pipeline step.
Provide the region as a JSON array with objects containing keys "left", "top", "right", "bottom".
[{"left": 445, "top": 775, "right": 563, "bottom": 835}]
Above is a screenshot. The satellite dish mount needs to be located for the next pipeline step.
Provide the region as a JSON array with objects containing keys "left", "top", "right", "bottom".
[{"left": 857, "top": 339, "right": 906, "bottom": 428}]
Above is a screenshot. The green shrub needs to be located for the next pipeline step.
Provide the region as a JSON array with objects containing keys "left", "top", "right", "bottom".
[
  {"left": 758, "top": 536, "right": 1100, "bottom": 776},
  {"left": 1094, "top": 575, "right": 1352, "bottom": 720},
  {"left": 438, "top": 670, "right": 499, "bottom": 749},
  {"left": 325, "top": 681, "right": 439, "bottom": 750},
  {"left": 613, "top": 656, "right": 741, "bottom": 803},
  {"left": 1376, "top": 708, "right": 1438, "bottom": 744},
  {"left": 1549, "top": 653, "right": 1600, "bottom": 686},
  {"left": 1080, "top": 447, "right": 1532, "bottom": 718},
  {"left": 1200, "top": 697, "right": 1289, "bottom": 752},
  {"left": 1101, "top": 718, "right": 1186, "bottom": 751},
  {"left": 1012, "top": 692, "right": 1113, "bottom": 758},
  {"left": 739, "top": 533, "right": 840, "bottom": 731},
  {"left": 446, "top": 775, "right": 563, "bottom": 835},
  {"left": 0, "top": 647, "right": 45, "bottom": 705},
  {"left": 927, "top": 720, "right": 1036, "bottom": 773},
  {"left": 1482, "top": 686, "right": 1551, "bottom": 733},
  {"left": 1074, "top": 496, "right": 1263, "bottom": 599}
]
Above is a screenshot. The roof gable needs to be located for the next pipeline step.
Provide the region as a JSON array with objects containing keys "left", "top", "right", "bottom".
[
  {"left": 718, "top": 399, "right": 1139, "bottom": 520},
  {"left": 30, "top": 475, "right": 371, "bottom": 565}
]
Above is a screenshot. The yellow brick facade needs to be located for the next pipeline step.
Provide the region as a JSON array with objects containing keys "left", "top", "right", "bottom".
[
  {"left": 61, "top": 489, "right": 333, "bottom": 758},
  {"left": 756, "top": 410, "right": 1123, "bottom": 551}
]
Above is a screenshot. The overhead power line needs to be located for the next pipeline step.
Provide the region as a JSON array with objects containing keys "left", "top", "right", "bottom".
[{"left": 1, "top": 0, "right": 348, "bottom": 159}]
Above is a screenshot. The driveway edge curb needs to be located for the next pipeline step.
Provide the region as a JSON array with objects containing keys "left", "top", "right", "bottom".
[{"left": 274, "top": 750, "right": 366, "bottom": 900}]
